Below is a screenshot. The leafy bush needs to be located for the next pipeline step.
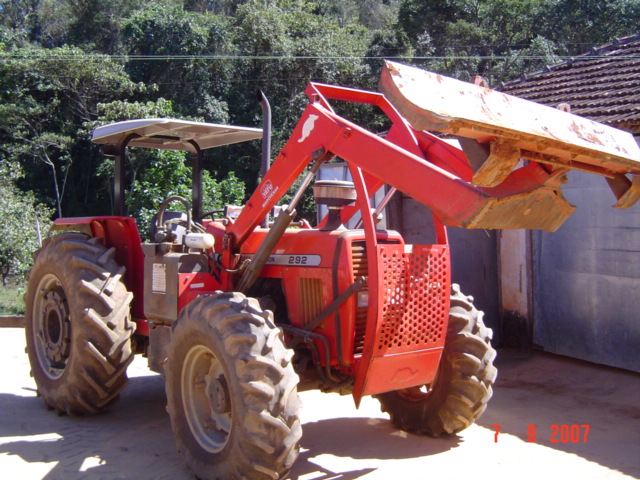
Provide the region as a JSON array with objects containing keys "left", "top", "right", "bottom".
[
  {"left": 0, "top": 281, "right": 26, "bottom": 316},
  {"left": 126, "top": 149, "right": 245, "bottom": 238},
  {"left": 0, "top": 162, "right": 53, "bottom": 286}
]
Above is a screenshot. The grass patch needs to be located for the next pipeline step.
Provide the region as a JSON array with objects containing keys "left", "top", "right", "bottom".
[{"left": 0, "top": 281, "right": 25, "bottom": 316}]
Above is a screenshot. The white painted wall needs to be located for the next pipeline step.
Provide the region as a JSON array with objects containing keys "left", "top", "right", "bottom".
[{"left": 499, "top": 229, "right": 530, "bottom": 316}]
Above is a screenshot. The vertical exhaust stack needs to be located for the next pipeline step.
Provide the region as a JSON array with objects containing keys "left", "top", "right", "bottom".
[{"left": 258, "top": 90, "right": 272, "bottom": 228}]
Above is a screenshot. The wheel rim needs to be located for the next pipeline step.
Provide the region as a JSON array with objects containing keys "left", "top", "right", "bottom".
[
  {"left": 396, "top": 369, "right": 440, "bottom": 402},
  {"left": 396, "top": 384, "right": 434, "bottom": 402},
  {"left": 182, "top": 345, "right": 232, "bottom": 453},
  {"left": 31, "top": 273, "right": 71, "bottom": 380}
]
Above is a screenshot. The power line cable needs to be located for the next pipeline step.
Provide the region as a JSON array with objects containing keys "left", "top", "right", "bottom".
[{"left": 2, "top": 53, "right": 639, "bottom": 61}]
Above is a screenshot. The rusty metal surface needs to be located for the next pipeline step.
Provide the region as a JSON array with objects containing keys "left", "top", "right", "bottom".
[
  {"left": 612, "top": 174, "right": 640, "bottom": 208},
  {"left": 467, "top": 186, "right": 576, "bottom": 232},
  {"left": 379, "top": 61, "right": 640, "bottom": 177},
  {"left": 92, "top": 119, "right": 262, "bottom": 151},
  {"left": 472, "top": 138, "right": 522, "bottom": 187}
]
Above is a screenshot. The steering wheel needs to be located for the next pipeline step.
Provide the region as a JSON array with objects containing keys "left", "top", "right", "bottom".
[{"left": 198, "top": 209, "right": 225, "bottom": 222}]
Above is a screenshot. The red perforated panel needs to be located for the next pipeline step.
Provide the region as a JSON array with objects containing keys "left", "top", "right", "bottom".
[
  {"left": 352, "top": 243, "right": 450, "bottom": 400},
  {"left": 376, "top": 244, "right": 449, "bottom": 354}
]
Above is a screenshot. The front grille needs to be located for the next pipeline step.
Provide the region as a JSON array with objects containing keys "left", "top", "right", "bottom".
[
  {"left": 352, "top": 241, "right": 368, "bottom": 355},
  {"left": 351, "top": 242, "right": 368, "bottom": 276},
  {"left": 376, "top": 245, "right": 448, "bottom": 353},
  {"left": 299, "top": 278, "right": 324, "bottom": 328}
]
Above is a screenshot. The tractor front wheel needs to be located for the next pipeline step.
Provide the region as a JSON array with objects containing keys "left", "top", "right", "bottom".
[
  {"left": 375, "top": 284, "right": 497, "bottom": 436},
  {"left": 164, "top": 293, "right": 302, "bottom": 480},
  {"left": 24, "top": 233, "right": 134, "bottom": 415}
]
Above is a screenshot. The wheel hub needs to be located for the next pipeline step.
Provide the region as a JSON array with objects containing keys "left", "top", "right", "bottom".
[
  {"left": 207, "top": 376, "right": 230, "bottom": 414},
  {"left": 182, "top": 345, "right": 232, "bottom": 453},
  {"left": 32, "top": 275, "right": 72, "bottom": 381},
  {"left": 41, "top": 290, "right": 71, "bottom": 366}
]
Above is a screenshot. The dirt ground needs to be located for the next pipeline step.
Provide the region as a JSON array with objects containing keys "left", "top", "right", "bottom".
[{"left": 0, "top": 325, "right": 638, "bottom": 480}]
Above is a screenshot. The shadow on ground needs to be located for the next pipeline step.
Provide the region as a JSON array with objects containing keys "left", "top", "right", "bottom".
[
  {"left": 0, "top": 371, "right": 460, "bottom": 480},
  {"left": 0, "top": 373, "right": 187, "bottom": 480},
  {"left": 477, "top": 350, "right": 640, "bottom": 479},
  {"left": 289, "top": 416, "right": 461, "bottom": 479},
  {"left": 2, "top": 336, "right": 638, "bottom": 480}
]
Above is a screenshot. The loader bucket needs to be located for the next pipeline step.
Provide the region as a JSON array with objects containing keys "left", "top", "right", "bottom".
[{"left": 379, "top": 61, "right": 640, "bottom": 218}]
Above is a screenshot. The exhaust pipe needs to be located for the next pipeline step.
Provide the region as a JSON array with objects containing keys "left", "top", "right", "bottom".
[{"left": 258, "top": 89, "right": 272, "bottom": 228}]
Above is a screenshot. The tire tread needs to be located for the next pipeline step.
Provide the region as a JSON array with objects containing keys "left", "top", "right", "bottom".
[
  {"left": 165, "top": 293, "right": 301, "bottom": 480},
  {"left": 24, "top": 233, "right": 133, "bottom": 416},
  {"left": 375, "top": 284, "right": 497, "bottom": 437}
]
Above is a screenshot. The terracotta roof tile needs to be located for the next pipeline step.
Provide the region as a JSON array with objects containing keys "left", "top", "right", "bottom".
[{"left": 501, "top": 33, "right": 640, "bottom": 133}]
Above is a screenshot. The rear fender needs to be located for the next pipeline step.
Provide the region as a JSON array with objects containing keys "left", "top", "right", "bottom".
[{"left": 51, "top": 217, "right": 146, "bottom": 327}]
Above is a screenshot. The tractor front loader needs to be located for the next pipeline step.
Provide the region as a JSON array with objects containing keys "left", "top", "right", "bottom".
[{"left": 24, "top": 61, "right": 640, "bottom": 480}]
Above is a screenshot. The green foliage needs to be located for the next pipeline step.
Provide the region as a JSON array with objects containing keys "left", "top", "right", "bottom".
[
  {"left": 126, "top": 150, "right": 245, "bottom": 238},
  {"left": 0, "top": 161, "right": 53, "bottom": 285},
  {"left": 233, "top": 0, "right": 372, "bottom": 90},
  {"left": 85, "top": 98, "right": 245, "bottom": 227},
  {"left": 121, "top": 3, "right": 234, "bottom": 121},
  {"left": 87, "top": 97, "right": 245, "bottom": 233},
  {"left": 1, "top": 0, "right": 639, "bottom": 231},
  {"left": 93, "top": 97, "right": 174, "bottom": 123},
  {"left": 0, "top": 282, "right": 25, "bottom": 315},
  {"left": 536, "top": 0, "right": 640, "bottom": 55},
  {"left": 0, "top": 0, "right": 146, "bottom": 51},
  {"left": 398, "top": 0, "right": 459, "bottom": 42},
  {"left": 397, "top": 0, "right": 549, "bottom": 83},
  {"left": 396, "top": 0, "right": 640, "bottom": 84},
  {"left": 0, "top": 45, "right": 144, "bottom": 217},
  {"left": 231, "top": 0, "right": 374, "bottom": 151},
  {"left": 63, "top": 0, "right": 145, "bottom": 52},
  {"left": 313, "top": 0, "right": 400, "bottom": 29}
]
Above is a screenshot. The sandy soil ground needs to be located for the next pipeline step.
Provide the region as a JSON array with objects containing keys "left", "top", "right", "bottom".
[{"left": 0, "top": 326, "right": 638, "bottom": 480}]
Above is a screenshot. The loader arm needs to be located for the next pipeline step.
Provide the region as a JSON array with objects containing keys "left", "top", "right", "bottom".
[
  {"left": 229, "top": 63, "right": 640, "bottom": 256},
  {"left": 225, "top": 102, "right": 563, "bottom": 253}
]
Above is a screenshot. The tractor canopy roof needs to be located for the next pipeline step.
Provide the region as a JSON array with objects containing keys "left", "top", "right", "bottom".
[{"left": 92, "top": 118, "right": 262, "bottom": 152}]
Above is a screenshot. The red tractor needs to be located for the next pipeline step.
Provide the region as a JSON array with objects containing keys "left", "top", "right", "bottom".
[{"left": 24, "top": 62, "right": 640, "bottom": 479}]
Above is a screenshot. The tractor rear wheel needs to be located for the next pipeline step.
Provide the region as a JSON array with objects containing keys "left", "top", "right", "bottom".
[
  {"left": 164, "top": 292, "right": 302, "bottom": 480},
  {"left": 375, "top": 283, "right": 497, "bottom": 436},
  {"left": 24, "top": 233, "right": 134, "bottom": 415}
]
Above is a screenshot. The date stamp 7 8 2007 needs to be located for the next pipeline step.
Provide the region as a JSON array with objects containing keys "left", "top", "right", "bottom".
[{"left": 491, "top": 424, "right": 591, "bottom": 444}]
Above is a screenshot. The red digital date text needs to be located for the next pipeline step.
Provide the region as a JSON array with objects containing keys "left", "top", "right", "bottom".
[{"left": 491, "top": 424, "right": 590, "bottom": 443}]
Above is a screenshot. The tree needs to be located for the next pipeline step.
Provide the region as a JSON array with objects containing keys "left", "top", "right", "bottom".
[
  {"left": 4, "top": 0, "right": 639, "bottom": 231},
  {"left": 396, "top": 0, "right": 640, "bottom": 84},
  {"left": 0, "top": 45, "right": 143, "bottom": 217},
  {"left": 312, "top": 0, "right": 401, "bottom": 30},
  {"left": 397, "top": 0, "right": 548, "bottom": 83},
  {"left": 231, "top": 0, "right": 372, "bottom": 147},
  {"left": 126, "top": 151, "right": 245, "bottom": 237},
  {"left": 0, "top": 0, "right": 40, "bottom": 45},
  {"left": 121, "top": 3, "right": 234, "bottom": 121},
  {"left": 536, "top": 0, "right": 640, "bottom": 55},
  {"left": 0, "top": 0, "right": 146, "bottom": 52},
  {"left": 397, "top": 0, "right": 459, "bottom": 43},
  {"left": 0, "top": 160, "right": 53, "bottom": 285}
]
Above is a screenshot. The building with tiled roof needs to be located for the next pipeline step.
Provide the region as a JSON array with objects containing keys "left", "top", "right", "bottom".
[
  {"left": 501, "top": 32, "right": 640, "bottom": 134},
  {"left": 498, "top": 33, "right": 640, "bottom": 373}
]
